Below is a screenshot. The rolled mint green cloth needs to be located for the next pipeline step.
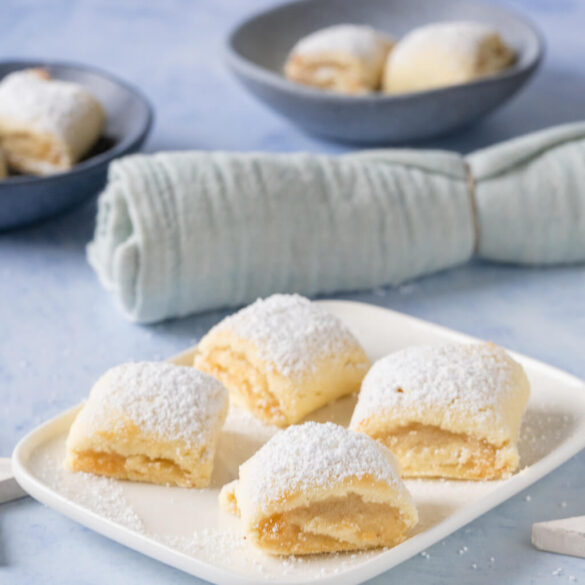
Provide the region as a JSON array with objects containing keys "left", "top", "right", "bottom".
[{"left": 88, "top": 122, "right": 585, "bottom": 323}]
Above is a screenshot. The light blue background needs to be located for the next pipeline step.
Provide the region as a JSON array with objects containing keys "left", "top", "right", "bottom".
[{"left": 1, "top": 0, "right": 585, "bottom": 583}]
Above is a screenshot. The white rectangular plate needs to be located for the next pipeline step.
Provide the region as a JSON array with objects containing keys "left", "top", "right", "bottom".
[{"left": 12, "top": 301, "right": 585, "bottom": 585}]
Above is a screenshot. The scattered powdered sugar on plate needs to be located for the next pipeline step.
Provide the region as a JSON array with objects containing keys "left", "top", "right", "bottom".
[
  {"left": 223, "top": 404, "right": 280, "bottom": 441},
  {"left": 82, "top": 361, "right": 228, "bottom": 443},
  {"left": 155, "top": 528, "right": 382, "bottom": 579},
  {"left": 211, "top": 405, "right": 280, "bottom": 486},
  {"left": 518, "top": 405, "right": 576, "bottom": 467},
  {"left": 209, "top": 294, "right": 365, "bottom": 379},
  {"left": 31, "top": 448, "right": 144, "bottom": 532}
]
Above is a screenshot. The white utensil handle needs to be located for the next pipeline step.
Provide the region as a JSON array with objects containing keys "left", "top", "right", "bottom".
[
  {"left": 0, "top": 457, "right": 27, "bottom": 503},
  {"left": 532, "top": 516, "right": 585, "bottom": 559}
]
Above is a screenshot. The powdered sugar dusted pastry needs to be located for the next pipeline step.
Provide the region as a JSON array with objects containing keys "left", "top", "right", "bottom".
[
  {"left": 383, "top": 22, "right": 515, "bottom": 94},
  {"left": 65, "top": 362, "right": 228, "bottom": 487},
  {"left": 194, "top": 294, "right": 370, "bottom": 427},
  {"left": 285, "top": 25, "right": 394, "bottom": 94},
  {"left": 220, "top": 422, "right": 417, "bottom": 555},
  {"left": 0, "top": 69, "right": 105, "bottom": 175},
  {"left": 351, "top": 343, "right": 530, "bottom": 480}
]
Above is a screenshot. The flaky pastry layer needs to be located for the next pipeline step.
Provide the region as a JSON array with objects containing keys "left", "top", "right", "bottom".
[
  {"left": 221, "top": 479, "right": 418, "bottom": 555},
  {"left": 286, "top": 54, "right": 379, "bottom": 94},
  {"left": 361, "top": 422, "right": 518, "bottom": 480},
  {"left": 252, "top": 493, "right": 410, "bottom": 554},
  {"left": 65, "top": 362, "right": 228, "bottom": 488},
  {"left": 65, "top": 419, "right": 214, "bottom": 487},
  {"left": 66, "top": 448, "right": 212, "bottom": 488}
]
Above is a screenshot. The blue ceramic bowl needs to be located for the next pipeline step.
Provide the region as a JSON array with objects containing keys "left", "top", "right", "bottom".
[
  {"left": 0, "top": 60, "right": 153, "bottom": 230},
  {"left": 226, "top": 0, "right": 543, "bottom": 144}
]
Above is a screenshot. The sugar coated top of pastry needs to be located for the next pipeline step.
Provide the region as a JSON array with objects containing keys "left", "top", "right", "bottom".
[
  {"left": 85, "top": 361, "right": 228, "bottom": 443},
  {"left": 292, "top": 24, "right": 392, "bottom": 59},
  {"left": 391, "top": 21, "right": 505, "bottom": 64},
  {"left": 0, "top": 69, "right": 103, "bottom": 137},
  {"left": 210, "top": 294, "right": 364, "bottom": 379},
  {"left": 352, "top": 342, "right": 529, "bottom": 433},
  {"left": 239, "top": 422, "right": 402, "bottom": 509}
]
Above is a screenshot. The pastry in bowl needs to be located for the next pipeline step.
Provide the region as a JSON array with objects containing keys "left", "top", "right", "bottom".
[
  {"left": 285, "top": 24, "right": 394, "bottom": 94},
  {"left": 0, "top": 68, "right": 105, "bottom": 175},
  {"left": 384, "top": 21, "right": 515, "bottom": 94}
]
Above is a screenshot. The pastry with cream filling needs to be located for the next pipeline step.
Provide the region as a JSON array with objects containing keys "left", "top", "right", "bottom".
[
  {"left": 65, "top": 361, "right": 228, "bottom": 487},
  {"left": 194, "top": 294, "right": 370, "bottom": 427},
  {"left": 383, "top": 22, "right": 515, "bottom": 94},
  {"left": 351, "top": 342, "right": 530, "bottom": 480},
  {"left": 285, "top": 25, "right": 394, "bottom": 94},
  {"left": 220, "top": 421, "right": 418, "bottom": 554},
  {"left": 0, "top": 68, "right": 105, "bottom": 175}
]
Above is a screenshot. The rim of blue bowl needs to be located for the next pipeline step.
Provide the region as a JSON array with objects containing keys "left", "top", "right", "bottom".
[
  {"left": 225, "top": 0, "right": 545, "bottom": 104},
  {"left": 0, "top": 59, "right": 154, "bottom": 186}
]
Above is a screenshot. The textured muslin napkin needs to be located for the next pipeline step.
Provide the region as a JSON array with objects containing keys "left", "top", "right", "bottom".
[{"left": 88, "top": 122, "right": 585, "bottom": 323}]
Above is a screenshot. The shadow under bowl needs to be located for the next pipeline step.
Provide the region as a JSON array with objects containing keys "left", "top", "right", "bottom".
[
  {"left": 0, "top": 60, "right": 153, "bottom": 231},
  {"left": 225, "top": 0, "right": 544, "bottom": 145}
]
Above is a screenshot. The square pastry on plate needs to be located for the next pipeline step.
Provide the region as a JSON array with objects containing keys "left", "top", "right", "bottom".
[
  {"left": 220, "top": 422, "right": 418, "bottom": 555},
  {"left": 65, "top": 361, "right": 228, "bottom": 487},
  {"left": 195, "top": 294, "right": 370, "bottom": 427},
  {"left": 351, "top": 342, "right": 530, "bottom": 480}
]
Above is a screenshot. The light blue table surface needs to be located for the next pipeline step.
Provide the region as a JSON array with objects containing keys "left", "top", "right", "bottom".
[{"left": 1, "top": 0, "right": 584, "bottom": 583}]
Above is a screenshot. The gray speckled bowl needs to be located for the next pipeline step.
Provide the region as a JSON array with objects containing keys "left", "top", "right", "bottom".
[
  {"left": 0, "top": 60, "right": 153, "bottom": 231},
  {"left": 225, "top": 0, "right": 544, "bottom": 144}
]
